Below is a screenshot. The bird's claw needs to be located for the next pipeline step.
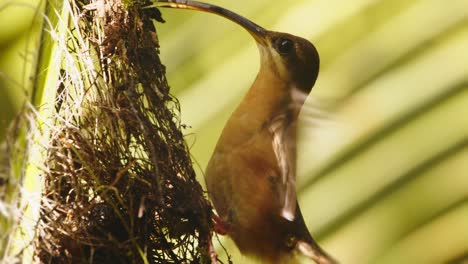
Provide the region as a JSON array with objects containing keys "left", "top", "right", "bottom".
[{"left": 212, "top": 213, "right": 228, "bottom": 235}]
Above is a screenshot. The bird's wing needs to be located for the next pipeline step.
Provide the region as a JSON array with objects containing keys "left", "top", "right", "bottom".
[{"left": 269, "top": 113, "right": 297, "bottom": 221}]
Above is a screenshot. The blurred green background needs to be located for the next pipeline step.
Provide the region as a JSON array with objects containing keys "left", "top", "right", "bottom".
[
  {"left": 1, "top": 0, "right": 468, "bottom": 263},
  {"left": 0, "top": 0, "right": 42, "bottom": 139}
]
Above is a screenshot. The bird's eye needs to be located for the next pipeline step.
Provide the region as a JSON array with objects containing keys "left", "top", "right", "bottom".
[{"left": 276, "top": 38, "right": 294, "bottom": 55}]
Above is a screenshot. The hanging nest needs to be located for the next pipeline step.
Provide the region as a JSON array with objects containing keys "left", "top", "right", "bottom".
[{"left": 31, "top": 0, "right": 215, "bottom": 263}]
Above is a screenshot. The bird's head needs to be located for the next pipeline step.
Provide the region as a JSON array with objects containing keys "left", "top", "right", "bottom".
[
  {"left": 155, "top": 0, "right": 320, "bottom": 93},
  {"left": 256, "top": 31, "right": 320, "bottom": 94}
]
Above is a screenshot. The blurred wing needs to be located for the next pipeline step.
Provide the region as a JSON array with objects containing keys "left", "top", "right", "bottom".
[{"left": 269, "top": 114, "right": 298, "bottom": 221}]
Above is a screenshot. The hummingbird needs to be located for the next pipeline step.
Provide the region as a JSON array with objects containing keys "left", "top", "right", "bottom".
[{"left": 156, "top": 1, "right": 336, "bottom": 263}]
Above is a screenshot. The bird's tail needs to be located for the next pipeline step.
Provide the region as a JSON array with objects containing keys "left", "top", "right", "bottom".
[
  {"left": 291, "top": 203, "right": 338, "bottom": 263},
  {"left": 295, "top": 239, "right": 338, "bottom": 264}
]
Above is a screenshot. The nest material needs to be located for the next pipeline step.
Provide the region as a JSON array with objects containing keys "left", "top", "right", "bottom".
[{"left": 34, "top": 0, "right": 214, "bottom": 263}]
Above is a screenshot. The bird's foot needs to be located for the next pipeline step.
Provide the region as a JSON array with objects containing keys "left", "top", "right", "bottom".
[{"left": 212, "top": 213, "right": 229, "bottom": 235}]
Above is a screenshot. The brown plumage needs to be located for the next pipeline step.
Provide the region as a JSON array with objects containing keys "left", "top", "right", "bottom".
[{"left": 157, "top": 1, "right": 337, "bottom": 263}]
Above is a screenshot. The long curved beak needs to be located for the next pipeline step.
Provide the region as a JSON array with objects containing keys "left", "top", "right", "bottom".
[{"left": 154, "top": 0, "right": 267, "bottom": 45}]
